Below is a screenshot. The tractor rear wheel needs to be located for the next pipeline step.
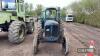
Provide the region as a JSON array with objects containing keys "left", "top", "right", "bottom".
[{"left": 8, "top": 21, "right": 25, "bottom": 44}]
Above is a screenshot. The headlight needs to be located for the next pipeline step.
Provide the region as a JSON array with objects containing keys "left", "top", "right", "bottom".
[
  {"left": 46, "top": 29, "right": 50, "bottom": 31},
  {"left": 0, "top": 28, "right": 2, "bottom": 32}
]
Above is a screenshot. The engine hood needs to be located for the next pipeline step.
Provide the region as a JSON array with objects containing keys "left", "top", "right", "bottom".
[{"left": 44, "top": 20, "right": 58, "bottom": 26}]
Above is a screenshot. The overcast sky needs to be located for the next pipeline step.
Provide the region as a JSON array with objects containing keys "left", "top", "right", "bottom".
[{"left": 25, "top": 0, "right": 80, "bottom": 9}]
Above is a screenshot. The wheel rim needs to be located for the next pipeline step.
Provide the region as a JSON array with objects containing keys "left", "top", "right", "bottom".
[{"left": 19, "top": 25, "right": 24, "bottom": 39}]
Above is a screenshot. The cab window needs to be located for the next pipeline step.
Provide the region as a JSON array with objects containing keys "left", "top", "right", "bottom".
[{"left": 2, "top": 0, "right": 16, "bottom": 10}]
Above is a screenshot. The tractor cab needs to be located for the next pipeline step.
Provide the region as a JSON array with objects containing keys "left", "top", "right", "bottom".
[
  {"left": 45, "top": 8, "right": 57, "bottom": 20},
  {"left": 40, "top": 7, "right": 61, "bottom": 42},
  {"left": 0, "top": 0, "right": 24, "bottom": 32},
  {"left": 0, "top": 0, "right": 25, "bottom": 17},
  {"left": 0, "top": 0, "right": 16, "bottom": 32}
]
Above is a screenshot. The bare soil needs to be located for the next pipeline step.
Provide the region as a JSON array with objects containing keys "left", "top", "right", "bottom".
[{"left": 0, "top": 22, "right": 99, "bottom": 56}]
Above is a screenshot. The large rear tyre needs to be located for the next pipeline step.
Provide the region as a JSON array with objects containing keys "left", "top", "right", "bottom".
[{"left": 8, "top": 21, "right": 25, "bottom": 44}]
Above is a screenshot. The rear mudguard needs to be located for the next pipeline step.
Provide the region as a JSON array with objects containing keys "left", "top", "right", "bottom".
[
  {"left": 0, "top": 20, "right": 14, "bottom": 32},
  {"left": 0, "top": 11, "right": 16, "bottom": 24},
  {"left": 0, "top": 11, "right": 17, "bottom": 31}
]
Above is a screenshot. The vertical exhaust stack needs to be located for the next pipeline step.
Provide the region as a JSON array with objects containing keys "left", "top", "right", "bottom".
[{"left": 57, "top": 7, "right": 61, "bottom": 19}]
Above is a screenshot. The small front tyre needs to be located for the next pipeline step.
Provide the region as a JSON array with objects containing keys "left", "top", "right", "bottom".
[
  {"left": 33, "top": 36, "right": 39, "bottom": 56},
  {"left": 62, "top": 37, "right": 69, "bottom": 56}
]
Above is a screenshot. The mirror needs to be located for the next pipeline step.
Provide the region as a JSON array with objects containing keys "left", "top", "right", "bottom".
[{"left": 2, "top": 0, "right": 16, "bottom": 10}]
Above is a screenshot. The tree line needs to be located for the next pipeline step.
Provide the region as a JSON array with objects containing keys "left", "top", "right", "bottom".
[
  {"left": 68, "top": 0, "right": 100, "bottom": 27},
  {"left": 31, "top": 4, "right": 66, "bottom": 18},
  {"left": 30, "top": 0, "right": 100, "bottom": 27}
]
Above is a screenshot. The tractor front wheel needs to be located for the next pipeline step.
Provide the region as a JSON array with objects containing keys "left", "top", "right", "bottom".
[
  {"left": 8, "top": 21, "right": 25, "bottom": 44},
  {"left": 62, "top": 37, "right": 69, "bottom": 56},
  {"left": 33, "top": 36, "right": 39, "bottom": 55}
]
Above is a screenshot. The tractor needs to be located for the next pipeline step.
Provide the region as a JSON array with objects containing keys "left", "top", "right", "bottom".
[
  {"left": 33, "top": 7, "right": 69, "bottom": 56},
  {"left": 0, "top": 0, "right": 34, "bottom": 44}
]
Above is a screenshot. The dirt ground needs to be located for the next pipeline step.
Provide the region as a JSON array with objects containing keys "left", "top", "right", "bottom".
[
  {"left": 0, "top": 22, "right": 99, "bottom": 56},
  {"left": 64, "top": 22, "right": 100, "bottom": 56}
]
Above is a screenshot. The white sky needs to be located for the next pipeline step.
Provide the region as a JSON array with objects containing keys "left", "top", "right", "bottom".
[{"left": 25, "top": 0, "right": 80, "bottom": 9}]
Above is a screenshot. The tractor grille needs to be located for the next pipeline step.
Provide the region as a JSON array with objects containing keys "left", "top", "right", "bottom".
[
  {"left": 68, "top": 18, "right": 73, "bottom": 20},
  {"left": 45, "top": 25, "right": 59, "bottom": 37}
]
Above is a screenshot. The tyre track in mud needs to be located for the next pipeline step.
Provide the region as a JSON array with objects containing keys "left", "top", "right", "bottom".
[{"left": 64, "top": 22, "right": 100, "bottom": 56}]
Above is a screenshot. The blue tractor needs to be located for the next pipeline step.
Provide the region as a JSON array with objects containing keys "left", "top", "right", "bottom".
[{"left": 33, "top": 7, "right": 69, "bottom": 56}]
